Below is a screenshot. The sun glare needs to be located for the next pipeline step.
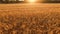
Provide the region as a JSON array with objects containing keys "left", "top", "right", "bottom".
[{"left": 27, "top": 0, "right": 36, "bottom": 3}]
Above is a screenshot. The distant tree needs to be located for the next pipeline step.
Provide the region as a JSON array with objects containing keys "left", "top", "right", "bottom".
[
  {"left": 6, "top": 0, "right": 9, "bottom": 2},
  {"left": 0, "top": 0, "right": 2, "bottom": 2},
  {"left": 43, "top": 0, "right": 60, "bottom": 3},
  {"left": 16, "top": 0, "right": 19, "bottom": 2}
]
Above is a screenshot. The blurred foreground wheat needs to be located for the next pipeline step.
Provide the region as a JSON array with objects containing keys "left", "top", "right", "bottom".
[{"left": 0, "top": 4, "right": 60, "bottom": 34}]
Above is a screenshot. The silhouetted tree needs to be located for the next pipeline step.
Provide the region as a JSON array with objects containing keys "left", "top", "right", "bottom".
[{"left": 43, "top": 0, "right": 60, "bottom": 3}]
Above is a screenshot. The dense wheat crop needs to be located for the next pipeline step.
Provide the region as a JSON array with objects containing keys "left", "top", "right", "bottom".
[{"left": 0, "top": 3, "right": 60, "bottom": 34}]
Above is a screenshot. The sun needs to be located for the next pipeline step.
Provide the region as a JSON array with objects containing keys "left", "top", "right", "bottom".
[{"left": 27, "top": 0, "right": 36, "bottom": 3}]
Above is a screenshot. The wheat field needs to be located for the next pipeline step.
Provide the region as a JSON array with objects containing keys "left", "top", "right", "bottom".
[{"left": 0, "top": 3, "right": 60, "bottom": 34}]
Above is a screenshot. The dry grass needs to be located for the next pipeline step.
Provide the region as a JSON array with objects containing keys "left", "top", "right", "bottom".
[{"left": 0, "top": 3, "right": 60, "bottom": 34}]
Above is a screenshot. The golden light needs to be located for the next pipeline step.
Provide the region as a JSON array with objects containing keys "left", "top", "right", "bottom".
[{"left": 27, "top": 0, "right": 37, "bottom": 3}]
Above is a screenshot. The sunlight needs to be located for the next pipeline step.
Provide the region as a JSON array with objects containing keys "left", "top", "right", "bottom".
[{"left": 27, "top": 0, "right": 36, "bottom": 3}]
